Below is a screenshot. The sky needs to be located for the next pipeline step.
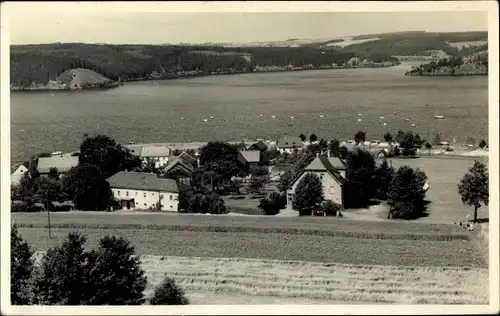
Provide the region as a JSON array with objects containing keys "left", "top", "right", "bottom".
[{"left": 4, "top": 3, "right": 489, "bottom": 45}]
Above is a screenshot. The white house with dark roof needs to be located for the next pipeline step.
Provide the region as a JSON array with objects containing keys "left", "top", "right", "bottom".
[
  {"left": 276, "top": 136, "right": 304, "bottom": 154},
  {"left": 286, "top": 152, "right": 347, "bottom": 209},
  {"left": 37, "top": 154, "right": 79, "bottom": 177},
  {"left": 107, "top": 171, "right": 179, "bottom": 211},
  {"left": 11, "top": 162, "right": 30, "bottom": 185},
  {"left": 140, "top": 146, "right": 172, "bottom": 168}
]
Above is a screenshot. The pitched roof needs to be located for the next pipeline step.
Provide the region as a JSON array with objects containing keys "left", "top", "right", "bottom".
[
  {"left": 239, "top": 150, "right": 261, "bottom": 163},
  {"left": 107, "top": 171, "right": 178, "bottom": 193},
  {"left": 164, "top": 156, "right": 194, "bottom": 174},
  {"left": 178, "top": 151, "right": 197, "bottom": 165},
  {"left": 37, "top": 155, "right": 79, "bottom": 174},
  {"left": 277, "top": 137, "right": 303, "bottom": 149},
  {"left": 248, "top": 141, "right": 268, "bottom": 151},
  {"left": 140, "top": 146, "right": 171, "bottom": 157},
  {"left": 123, "top": 145, "right": 143, "bottom": 155},
  {"left": 294, "top": 155, "right": 346, "bottom": 186},
  {"left": 11, "top": 161, "right": 29, "bottom": 174}
]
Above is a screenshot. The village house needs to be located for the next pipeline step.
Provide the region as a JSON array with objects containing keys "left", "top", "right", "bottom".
[
  {"left": 36, "top": 154, "right": 79, "bottom": 177},
  {"left": 247, "top": 141, "right": 268, "bottom": 152},
  {"left": 11, "top": 162, "right": 30, "bottom": 185},
  {"left": 237, "top": 150, "right": 261, "bottom": 169},
  {"left": 107, "top": 171, "right": 179, "bottom": 211},
  {"left": 163, "top": 156, "right": 195, "bottom": 186},
  {"left": 286, "top": 151, "right": 347, "bottom": 209},
  {"left": 177, "top": 151, "right": 198, "bottom": 167},
  {"left": 276, "top": 136, "right": 304, "bottom": 154},
  {"left": 140, "top": 146, "right": 172, "bottom": 168}
]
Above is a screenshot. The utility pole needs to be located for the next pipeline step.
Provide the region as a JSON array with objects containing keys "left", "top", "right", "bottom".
[{"left": 46, "top": 187, "right": 52, "bottom": 238}]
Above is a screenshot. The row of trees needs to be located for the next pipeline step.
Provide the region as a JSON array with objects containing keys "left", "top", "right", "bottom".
[{"left": 11, "top": 226, "right": 188, "bottom": 305}]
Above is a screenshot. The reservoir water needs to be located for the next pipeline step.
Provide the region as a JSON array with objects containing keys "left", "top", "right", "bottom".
[{"left": 10, "top": 62, "right": 488, "bottom": 162}]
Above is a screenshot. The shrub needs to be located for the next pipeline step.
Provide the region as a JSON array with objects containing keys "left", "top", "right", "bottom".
[
  {"left": 11, "top": 202, "right": 44, "bottom": 213},
  {"left": 321, "top": 200, "right": 343, "bottom": 216},
  {"left": 11, "top": 224, "right": 35, "bottom": 305},
  {"left": 248, "top": 175, "right": 269, "bottom": 194},
  {"left": 479, "top": 139, "right": 487, "bottom": 149},
  {"left": 249, "top": 165, "right": 269, "bottom": 177},
  {"left": 149, "top": 276, "right": 189, "bottom": 305},
  {"left": 84, "top": 236, "right": 148, "bottom": 305},
  {"left": 187, "top": 193, "right": 228, "bottom": 214}
]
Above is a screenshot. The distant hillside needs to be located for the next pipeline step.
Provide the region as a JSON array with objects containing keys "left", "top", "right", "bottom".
[
  {"left": 57, "top": 68, "right": 114, "bottom": 88},
  {"left": 10, "top": 44, "right": 355, "bottom": 87}
]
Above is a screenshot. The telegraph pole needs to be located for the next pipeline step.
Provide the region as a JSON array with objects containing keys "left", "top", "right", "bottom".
[{"left": 46, "top": 188, "right": 52, "bottom": 238}]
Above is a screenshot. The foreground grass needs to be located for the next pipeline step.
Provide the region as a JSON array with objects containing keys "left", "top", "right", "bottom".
[{"left": 19, "top": 227, "right": 486, "bottom": 268}]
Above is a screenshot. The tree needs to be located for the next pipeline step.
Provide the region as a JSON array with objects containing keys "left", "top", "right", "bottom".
[
  {"left": 373, "top": 159, "right": 395, "bottom": 200},
  {"left": 433, "top": 133, "right": 442, "bottom": 145},
  {"left": 35, "top": 176, "right": 68, "bottom": 207},
  {"left": 248, "top": 176, "right": 268, "bottom": 194},
  {"left": 198, "top": 142, "right": 246, "bottom": 189},
  {"left": 11, "top": 224, "right": 35, "bottom": 305},
  {"left": 292, "top": 173, "right": 324, "bottom": 216},
  {"left": 387, "top": 166, "right": 428, "bottom": 219},
  {"left": 344, "top": 149, "right": 376, "bottom": 208},
  {"left": 33, "top": 233, "right": 89, "bottom": 305},
  {"left": 62, "top": 164, "right": 112, "bottom": 211},
  {"left": 354, "top": 131, "right": 366, "bottom": 144},
  {"left": 318, "top": 139, "right": 328, "bottom": 151},
  {"left": 149, "top": 276, "right": 189, "bottom": 305},
  {"left": 309, "top": 134, "right": 318, "bottom": 143},
  {"left": 299, "top": 133, "right": 306, "bottom": 142},
  {"left": 400, "top": 132, "right": 417, "bottom": 156},
  {"left": 329, "top": 139, "right": 340, "bottom": 157},
  {"left": 424, "top": 142, "right": 432, "bottom": 156},
  {"left": 79, "top": 134, "right": 141, "bottom": 178},
  {"left": 479, "top": 139, "right": 487, "bottom": 149},
  {"left": 249, "top": 165, "right": 269, "bottom": 177},
  {"left": 278, "top": 168, "right": 294, "bottom": 193},
  {"left": 384, "top": 132, "right": 393, "bottom": 142},
  {"left": 83, "top": 236, "right": 148, "bottom": 305},
  {"left": 395, "top": 130, "right": 406, "bottom": 144},
  {"left": 47, "top": 167, "right": 59, "bottom": 180},
  {"left": 458, "top": 161, "right": 489, "bottom": 223}
]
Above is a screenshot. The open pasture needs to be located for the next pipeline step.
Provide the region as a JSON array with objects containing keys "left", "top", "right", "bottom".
[{"left": 388, "top": 157, "right": 489, "bottom": 223}]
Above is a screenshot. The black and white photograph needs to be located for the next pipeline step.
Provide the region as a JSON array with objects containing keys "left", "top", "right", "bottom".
[{"left": 1, "top": 1, "right": 498, "bottom": 314}]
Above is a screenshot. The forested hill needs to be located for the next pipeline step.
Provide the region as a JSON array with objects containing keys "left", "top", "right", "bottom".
[
  {"left": 10, "top": 31, "right": 487, "bottom": 87},
  {"left": 10, "top": 44, "right": 355, "bottom": 87}
]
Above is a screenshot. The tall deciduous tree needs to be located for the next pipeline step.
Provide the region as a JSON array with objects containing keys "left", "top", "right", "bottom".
[
  {"left": 292, "top": 172, "right": 324, "bottom": 216},
  {"left": 344, "top": 149, "right": 376, "bottom": 208},
  {"left": 62, "top": 164, "right": 112, "bottom": 211},
  {"left": 299, "top": 134, "right": 306, "bottom": 142},
  {"left": 309, "top": 134, "right": 318, "bottom": 143},
  {"left": 373, "top": 159, "right": 395, "bottom": 200},
  {"left": 458, "top": 161, "right": 489, "bottom": 223},
  {"left": 387, "top": 166, "right": 428, "bottom": 219},
  {"left": 11, "top": 225, "right": 35, "bottom": 305},
  {"left": 329, "top": 139, "right": 341, "bottom": 157},
  {"left": 79, "top": 134, "right": 140, "bottom": 178},
  {"left": 384, "top": 132, "right": 393, "bottom": 142}
]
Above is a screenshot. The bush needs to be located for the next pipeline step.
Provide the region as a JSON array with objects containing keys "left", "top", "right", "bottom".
[
  {"left": 187, "top": 193, "right": 228, "bottom": 214},
  {"left": 249, "top": 165, "right": 269, "bottom": 177},
  {"left": 479, "top": 139, "right": 487, "bottom": 149},
  {"left": 11, "top": 202, "right": 44, "bottom": 213},
  {"left": 149, "top": 276, "right": 189, "bottom": 305},
  {"left": 321, "top": 200, "right": 343, "bottom": 216},
  {"left": 11, "top": 224, "right": 35, "bottom": 305},
  {"left": 258, "top": 192, "right": 287, "bottom": 215}
]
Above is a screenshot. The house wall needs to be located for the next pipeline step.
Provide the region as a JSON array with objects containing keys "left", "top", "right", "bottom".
[
  {"left": 278, "top": 147, "right": 303, "bottom": 154},
  {"left": 286, "top": 171, "right": 343, "bottom": 209},
  {"left": 111, "top": 188, "right": 179, "bottom": 211},
  {"left": 11, "top": 165, "right": 29, "bottom": 185},
  {"left": 142, "top": 156, "right": 169, "bottom": 169}
]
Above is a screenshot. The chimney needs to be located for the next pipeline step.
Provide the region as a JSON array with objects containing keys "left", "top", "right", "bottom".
[
  {"left": 316, "top": 153, "right": 320, "bottom": 158},
  {"left": 327, "top": 150, "right": 331, "bottom": 158}
]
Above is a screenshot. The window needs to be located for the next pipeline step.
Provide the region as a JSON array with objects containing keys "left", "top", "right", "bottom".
[
  {"left": 319, "top": 174, "right": 324, "bottom": 180},
  {"left": 135, "top": 192, "right": 138, "bottom": 197},
  {"left": 170, "top": 205, "right": 173, "bottom": 208},
  {"left": 126, "top": 191, "right": 129, "bottom": 197},
  {"left": 143, "top": 192, "right": 146, "bottom": 197},
  {"left": 144, "top": 203, "right": 147, "bottom": 206},
  {"left": 117, "top": 191, "right": 120, "bottom": 196},
  {"left": 169, "top": 195, "right": 173, "bottom": 200}
]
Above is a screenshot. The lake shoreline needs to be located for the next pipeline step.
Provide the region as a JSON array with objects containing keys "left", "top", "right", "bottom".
[{"left": 10, "top": 63, "right": 400, "bottom": 92}]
